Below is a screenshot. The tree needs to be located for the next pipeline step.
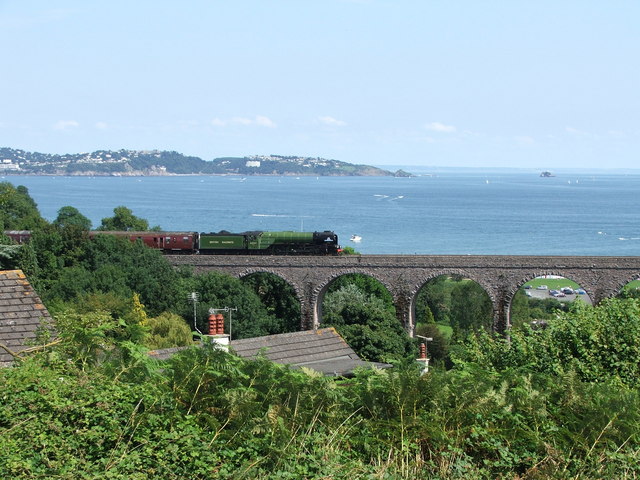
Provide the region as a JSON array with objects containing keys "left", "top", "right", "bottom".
[
  {"left": 449, "top": 280, "right": 493, "bottom": 335},
  {"left": 509, "top": 290, "right": 567, "bottom": 329},
  {"left": 143, "top": 312, "right": 193, "bottom": 349},
  {"left": 242, "top": 273, "right": 301, "bottom": 333},
  {"left": 175, "top": 271, "right": 277, "bottom": 339},
  {"left": 84, "top": 234, "right": 180, "bottom": 315},
  {"left": 322, "top": 283, "right": 415, "bottom": 362},
  {"left": 53, "top": 206, "right": 92, "bottom": 230},
  {"left": 0, "top": 182, "right": 47, "bottom": 230},
  {"left": 97, "top": 206, "right": 158, "bottom": 231},
  {"left": 458, "top": 298, "right": 640, "bottom": 387},
  {"left": 327, "top": 273, "right": 394, "bottom": 310},
  {"left": 415, "top": 276, "right": 456, "bottom": 326}
]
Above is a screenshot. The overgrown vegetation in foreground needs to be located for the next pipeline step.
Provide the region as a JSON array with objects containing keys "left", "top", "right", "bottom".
[
  {"left": 3, "top": 298, "right": 640, "bottom": 479},
  {"left": 3, "top": 181, "right": 640, "bottom": 477}
]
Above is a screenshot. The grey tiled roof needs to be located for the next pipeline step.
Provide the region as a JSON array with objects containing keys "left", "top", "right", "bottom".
[
  {"left": 148, "top": 328, "right": 391, "bottom": 376},
  {"left": 0, "top": 270, "right": 52, "bottom": 366}
]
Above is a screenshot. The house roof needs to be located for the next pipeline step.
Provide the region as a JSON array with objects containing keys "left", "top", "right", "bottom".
[
  {"left": 148, "top": 328, "right": 391, "bottom": 376},
  {"left": 0, "top": 270, "right": 52, "bottom": 366},
  {"left": 230, "top": 327, "right": 390, "bottom": 376}
]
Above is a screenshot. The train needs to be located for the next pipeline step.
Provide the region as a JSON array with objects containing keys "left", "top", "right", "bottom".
[{"left": 3, "top": 230, "right": 341, "bottom": 255}]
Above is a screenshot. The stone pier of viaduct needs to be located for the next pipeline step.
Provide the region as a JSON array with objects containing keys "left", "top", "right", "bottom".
[{"left": 167, "top": 255, "right": 640, "bottom": 334}]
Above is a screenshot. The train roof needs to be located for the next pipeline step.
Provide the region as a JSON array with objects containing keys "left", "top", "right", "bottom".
[{"left": 89, "top": 231, "right": 196, "bottom": 235}]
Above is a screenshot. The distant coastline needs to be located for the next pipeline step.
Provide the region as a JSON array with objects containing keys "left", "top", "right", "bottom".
[{"left": 0, "top": 147, "right": 413, "bottom": 178}]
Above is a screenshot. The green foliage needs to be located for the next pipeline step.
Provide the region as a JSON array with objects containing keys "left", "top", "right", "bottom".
[
  {"left": 449, "top": 280, "right": 493, "bottom": 336},
  {"left": 322, "top": 283, "right": 415, "bottom": 362},
  {"left": 143, "top": 312, "right": 193, "bottom": 349},
  {"left": 175, "top": 271, "right": 278, "bottom": 339},
  {"left": 242, "top": 272, "right": 301, "bottom": 333},
  {"left": 416, "top": 275, "right": 457, "bottom": 326},
  {"left": 510, "top": 289, "right": 568, "bottom": 328},
  {"left": 0, "top": 243, "right": 21, "bottom": 269},
  {"left": 97, "top": 205, "right": 158, "bottom": 231},
  {"left": 457, "top": 298, "right": 640, "bottom": 387},
  {"left": 83, "top": 234, "right": 180, "bottom": 315},
  {"left": 327, "top": 273, "right": 394, "bottom": 310},
  {"left": 4, "top": 300, "right": 640, "bottom": 479},
  {"left": 0, "top": 182, "right": 47, "bottom": 230},
  {"left": 53, "top": 205, "right": 92, "bottom": 230},
  {"left": 620, "top": 280, "right": 640, "bottom": 299}
]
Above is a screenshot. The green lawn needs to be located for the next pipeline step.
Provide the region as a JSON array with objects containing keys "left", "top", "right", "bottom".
[
  {"left": 524, "top": 277, "right": 640, "bottom": 292},
  {"left": 523, "top": 277, "right": 580, "bottom": 290},
  {"left": 623, "top": 279, "right": 640, "bottom": 291}
]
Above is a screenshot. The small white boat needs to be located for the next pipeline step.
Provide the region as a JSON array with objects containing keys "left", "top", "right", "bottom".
[{"left": 350, "top": 235, "right": 362, "bottom": 243}]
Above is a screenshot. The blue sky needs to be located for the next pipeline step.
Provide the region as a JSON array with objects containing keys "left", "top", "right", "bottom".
[{"left": 1, "top": 1, "right": 638, "bottom": 168}]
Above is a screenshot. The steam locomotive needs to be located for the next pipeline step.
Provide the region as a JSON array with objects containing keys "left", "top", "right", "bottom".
[{"left": 4, "top": 230, "right": 341, "bottom": 255}]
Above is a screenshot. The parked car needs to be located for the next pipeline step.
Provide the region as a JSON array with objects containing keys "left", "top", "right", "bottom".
[
  {"left": 561, "top": 287, "right": 574, "bottom": 295},
  {"left": 536, "top": 285, "right": 548, "bottom": 290},
  {"left": 575, "top": 288, "right": 586, "bottom": 295},
  {"left": 549, "top": 289, "right": 559, "bottom": 296},
  {"left": 524, "top": 284, "right": 532, "bottom": 289}
]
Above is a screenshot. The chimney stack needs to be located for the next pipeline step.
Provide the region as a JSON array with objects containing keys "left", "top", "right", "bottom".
[
  {"left": 216, "top": 313, "right": 224, "bottom": 334},
  {"left": 205, "top": 311, "right": 230, "bottom": 348}
]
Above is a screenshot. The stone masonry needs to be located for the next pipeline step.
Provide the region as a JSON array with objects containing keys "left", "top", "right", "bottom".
[{"left": 167, "top": 254, "right": 640, "bottom": 334}]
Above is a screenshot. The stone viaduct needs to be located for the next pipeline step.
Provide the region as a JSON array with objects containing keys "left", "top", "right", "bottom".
[{"left": 167, "top": 255, "right": 640, "bottom": 334}]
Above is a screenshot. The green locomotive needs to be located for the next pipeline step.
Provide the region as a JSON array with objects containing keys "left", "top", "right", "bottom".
[{"left": 198, "top": 230, "right": 340, "bottom": 255}]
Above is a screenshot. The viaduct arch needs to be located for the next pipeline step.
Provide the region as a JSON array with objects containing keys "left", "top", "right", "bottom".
[{"left": 167, "top": 255, "right": 640, "bottom": 334}]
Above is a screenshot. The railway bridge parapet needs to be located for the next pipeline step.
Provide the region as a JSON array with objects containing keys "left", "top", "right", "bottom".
[{"left": 166, "top": 254, "right": 640, "bottom": 333}]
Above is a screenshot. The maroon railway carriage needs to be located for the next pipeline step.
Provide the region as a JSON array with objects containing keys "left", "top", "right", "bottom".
[
  {"left": 88, "top": 231, "right": 197, "bottom": 253},
  {"left": 3, "top": 230, "right": 32, "bottom": 244}
]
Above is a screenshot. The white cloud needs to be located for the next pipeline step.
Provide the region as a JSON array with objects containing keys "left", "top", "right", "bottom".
[
  {"left": 53, "top": 120, "right": 79, "bottom": 130},
  {"left": 231, "top": 117, "right": 254, "bottom": 126},
  {"left": 515, "top": 135, "right": 535, "bottom": 145},
  {"left": 318, "top": 116, "right": 347, "bottom": 127},
  {"left": 425, "top": 122, "right": 456, "bottom": 133},
  {"left": 95, "top": 121, "right": 108, "bottom": 130},
  {"left": 254, "top": 115, "right": 276, "bottom": 128},
  {"left": 211, "top": 115, "right": 276, "bottom": 128}
]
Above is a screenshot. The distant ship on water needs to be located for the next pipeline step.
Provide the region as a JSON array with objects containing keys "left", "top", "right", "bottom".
[{"left": 540, "top": 171, "right": 555, "bottom": 177}]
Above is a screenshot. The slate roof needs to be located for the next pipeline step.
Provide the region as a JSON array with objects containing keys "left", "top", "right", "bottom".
[
  {"left": 0, "top": 270, "right": 53, "bottom": 366},
  {"left": 149, "top": 328, "right": 391, "bottom": 376},
  {"left": 230, "top": 327, "right": 391, "bottom": 376}
]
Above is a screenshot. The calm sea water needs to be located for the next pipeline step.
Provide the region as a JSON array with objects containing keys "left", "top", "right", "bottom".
[{"left": 3, "top": 172, "right": 640, "bottom": 255}]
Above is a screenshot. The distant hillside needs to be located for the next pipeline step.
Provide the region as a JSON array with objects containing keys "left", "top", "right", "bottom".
[{"left": 0, "top": 148, "right": 412, "bottom": 177}]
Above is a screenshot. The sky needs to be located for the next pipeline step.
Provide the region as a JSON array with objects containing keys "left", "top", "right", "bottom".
[{"left": 1, "top": 0, "right": 638, "bottom": 169}]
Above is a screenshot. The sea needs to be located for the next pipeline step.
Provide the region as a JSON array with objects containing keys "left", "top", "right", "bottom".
[{"left": 3, "top": 170, "right": 640, "bottom": 256}]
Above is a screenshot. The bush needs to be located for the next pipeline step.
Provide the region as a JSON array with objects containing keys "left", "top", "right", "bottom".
[{"left": 143, "top": 312, "right": 194, "bottom": 349}]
